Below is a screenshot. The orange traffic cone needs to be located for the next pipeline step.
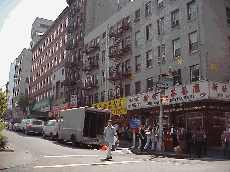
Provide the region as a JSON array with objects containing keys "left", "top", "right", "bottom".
[{"left": 102, "top": 145, "right": 108, "bottom": 150}]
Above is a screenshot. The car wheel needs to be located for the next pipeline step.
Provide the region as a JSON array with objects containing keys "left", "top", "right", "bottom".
[
  {"left": 72, "top": 136, "right": 76, "bottom": 147},
  {"left": 43, "top": 132, "right": 46, "bottom": 139},
  {"left": 50, "top": 133, "right": 54, "bottom": 141},
  {"left": 57, "top": 133, "right": 61, "bottom": 143}
]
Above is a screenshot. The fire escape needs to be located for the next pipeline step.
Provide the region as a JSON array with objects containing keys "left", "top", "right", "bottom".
[{"left": 108, "top": 17, "right": 132, "bottom": 85}]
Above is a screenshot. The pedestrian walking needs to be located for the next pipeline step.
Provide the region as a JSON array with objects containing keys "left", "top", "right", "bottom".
[
  {"left": 139, "top": 124, "right": 145, "bottom": 152},
  {"left": 194, "top": 124, "right": 206, "bottom": 155},
  {"left": 103, "top": 119, "right": 117, "bottom": 160},
  {"left": 185, "top": 127, "right": 192, "bottom": 155},
  {"left": 144, "top": 123, "right": 153, "bottom": 150},
  {"left": 194, "top": 127, "right": 204, "bottom": 158},
  {"left": 221, "top": 126, "right": 230, "bottom": 158}
]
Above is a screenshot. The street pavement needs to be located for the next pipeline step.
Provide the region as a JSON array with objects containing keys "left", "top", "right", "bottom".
[{"left": 1, "top": 129, "right": 230, "bottom": 172}]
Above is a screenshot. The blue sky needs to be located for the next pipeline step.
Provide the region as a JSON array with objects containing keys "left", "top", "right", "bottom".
[{"left": 0, "top": 0, "right": 68, "bottom": 89}]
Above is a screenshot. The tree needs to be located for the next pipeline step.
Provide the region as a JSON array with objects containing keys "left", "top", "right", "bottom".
[
  {"left": 17, "top": 93, "right": 30, "bottom": 116},
  {"left": 0, "top": 88, "right": 7, "bottom": 116}
]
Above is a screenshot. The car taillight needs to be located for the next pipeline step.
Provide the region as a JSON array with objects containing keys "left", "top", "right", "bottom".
[
  {"left": 28, "top": 125, "right": 31, "bottom": 127},
  {"left": 43, "top": 126, "right": 45, "bottom": 128}
]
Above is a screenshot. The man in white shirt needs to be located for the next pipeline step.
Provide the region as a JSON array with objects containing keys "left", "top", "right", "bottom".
[{"left": 104, "top": 119, "right": 117, "bottom": 160}]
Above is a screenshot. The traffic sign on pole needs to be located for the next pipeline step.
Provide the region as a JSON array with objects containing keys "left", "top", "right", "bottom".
[{"left": 161, "top": 95, "right": 169, "bottom": 105}]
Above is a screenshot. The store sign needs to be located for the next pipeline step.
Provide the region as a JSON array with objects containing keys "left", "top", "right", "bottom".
[
  {"left": 126, "top": 81, "right": 210, "bottom": 110},
  {"left": 70, "top": 95, "right": 78, "bottom": 108},
  {"left": 92, "top": 97, "right": 127, "bottom": 115},
  {"left": 209, "top": 81, "right": 230, "bottom": 100},
  {"left": 161, "top": 94, "right": 169, "bottom": 105},
  {"left": 52, "top": 102, "right": 70, "bottom": 116},
  {"left": 33, "top": 98, "right": 51, "bottom": 111}
]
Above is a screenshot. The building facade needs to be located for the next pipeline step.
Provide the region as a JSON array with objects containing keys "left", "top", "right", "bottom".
[
  {"left": 64, "top": 0, "right": 131, "bottom": 107},
  {"left": 83, "top": 0, "right": 230, "bottom": 147},
  {"left": 30, "top": 7, "right": 69, "bottom": 118},
  {"left": 12, "top": 48, "right": 32, "bottom": 119}
]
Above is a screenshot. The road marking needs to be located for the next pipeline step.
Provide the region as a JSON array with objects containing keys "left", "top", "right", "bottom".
[
  {"left": 44, "top": 155, "right": 98, "bottom": 158},
  {"left": 34, "top": 160, "right": 141, "bottom": 168}
]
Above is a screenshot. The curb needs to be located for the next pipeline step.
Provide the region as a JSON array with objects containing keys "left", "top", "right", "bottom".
[{"left": 0, "top": 142, "right": 37, "bottom": 171}]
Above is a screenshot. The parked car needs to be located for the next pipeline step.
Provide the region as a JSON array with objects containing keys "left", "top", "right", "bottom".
[
  {"left": 13, "top": 122, "right": 21, "bottom": 131},
  {"left": 42, "top": 120, "right": 58, "bottom": 140},
  {"left": 8, "top": 119, "right": 21, "bottom": 131},
  {"left": 18, "top": 119, "right": 30, "bottom": 132},
  {"left": 4, "top": 121, "right": 9, "bottom": 129},
  {"left": 24, "top": 119, "right": 45, "bottom": 135}
]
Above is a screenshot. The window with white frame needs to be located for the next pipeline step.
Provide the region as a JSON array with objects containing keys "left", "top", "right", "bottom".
[
  {"left": 158, "top": 0, "right": 164, "bottom": 9},
  {"left": 188, "top": 0, "right": 197, "bottom": 20},
  {"left": 66, "top": 17, "right": 68, "bottom": 27},
  {"left": 158, "top": 44, "right": 165, "bottom": 63},
  {"left": 190, "top": 64, "right": 199, "bottom": 82},
  {"left": 135, "top": 55, "right": 141, "bottom": 72},
  {"left": 135, "top": 81, "right": 141, "bottom": 94},
  {"left": 227, "top": 8, "right": 230, "bottom": 24},
  {"left": 59, "top": 54, "right": 62, "bottom": 63},
  {"left": 171, "top": 9, "right": 179, "bottom": 28},
  {"left": 60, "top": 39, "right": 62, "bottom": 47},
  {"left": 146, "top": 24, "right": 153, "bottom": 41},
  {"left": 145, "top": 2, "right": 151, "bottom": 15},
  {"left": 173, "top": 38, "right": 180, "bottom": 58},
  {"left": 135, "top": 31, "right": 141, "bottom": 47},
  {"left": 147, "top": 78, "right": 153, "bottom": 92},
  {"left": 135, "top": 9, "right": 140, "bottom": 22},
  {"left": 189, "top": 31, "right": 198, "bottom": 53},
  {"left": 146, "top": 50, "right": 153, "bottom": 68},
  {"left": 65, "top": 34, "right": 68, "bottom": 43},
  {"left": 102, "top": 70, "right": 105, "bottom": 84},
  {"left": 157, "top": 17, "right": 165, "bottom": 35}
]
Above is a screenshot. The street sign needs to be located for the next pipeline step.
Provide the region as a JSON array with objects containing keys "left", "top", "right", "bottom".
[
  {"left": 70, "top": 95, "right": 78, "bottom": 108},
  {"left": 130, "top": 118, "right": 142, "bottom": 129},
  {"left": 161, "top": 95, "right": 169, "bottom": 105},
  {"left": 156, "top": 83, "right": 168, "bottom": 89}
]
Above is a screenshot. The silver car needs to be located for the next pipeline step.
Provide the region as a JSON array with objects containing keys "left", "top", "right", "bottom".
[{"left": 25, "top": 119, "right": 45, "bottom": 135}]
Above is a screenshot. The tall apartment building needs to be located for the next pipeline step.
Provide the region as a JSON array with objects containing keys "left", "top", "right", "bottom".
[
  {"left": 30, "top": 17, "right": 54, "bottom": 49},
  {"left": 83, "top": 0, "right": 230, "bottom": 147},
  {"left": 64, "top": 0, "right": 131, "bottom": 107},
  {"left": 30, "top": 7, "right": 69, "bottom": 117},
  {"left": 6, "top": 59, "right": 16, "bottom": 119},
  {"left": 12, "top": 48, "right": 32, "bottom": 119}
]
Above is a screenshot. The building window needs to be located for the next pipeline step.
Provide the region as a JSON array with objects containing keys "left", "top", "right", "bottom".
[
  {"left": 158, "top": 0, "right": 164, "bottom": 9},
  {"left": 171, "top": 9, "right": 179, "bottom": 28},
  {"left": 95, "top": 93, "right": 99, "bottom": 103},
  {"left": 146, "top": 24, "right": 153, "bottom": 41},
  {"left": 157, "top": 17, "right": 165, "bottom": 35},
  {"left": 227, "top": 8, "right": 230, "bottom": 24},
  {"left": 62, "top": 69, "right": 65, "bottom": 75},
  {"left": 80, "top": 12, "right": 83, "bottom": 24},
  {"left": 190, "top": 64, "right": 199, "bottom": 82},
  {"left": 101, "top": 91, "right": 105, "bottom": 102},
  {"left": 158, "top": 44, "right": 165, "bottom": 63},
  {"left": 103, "top": 31, "right": 106, "bottom": 39},
  {"left": 172, "top": 69, "right": 182, "bottom": 86},
  {"left": 102, "top": 50, "right": 105, "bottom": 63},
  {"left": 146, "top": 50, "right": 153, "bottom": 68},
  {"left": 108, "top": 89, "right": 114, "bottom": 100},
  {"left": 135, "top": 9, "right": 140, "bottom": 22},
  {"left": 228, "top": 37, "right": 230, "bottom": 53},
  {"left": 189, "top": 31, "right": 198, "bottom": 53},
  {"left": 147, "top": 78, "right": 153, "bottom": 92},
  {"left": 173, "top": 38, "right": 180, "bottom": 58},
  {"left": 135, "top": 81, "right": 141, "bottom": 94},
  {"left": 145, "top": 2, "right": 151, "bottom": 15},
  {"left": 135, "top": 31, "right": 141, "bottom": 47},
  {"left": 135, "top": 55, "right": 141, "bottom": 72},
  {"left": 125, "top": 84, "right": 130, "bottom": 96},
  {"left": 188, "top": 0, "right": 197, "bottom": 20},
  {"left": 102, "top": 70, "right": 105, "bottom": 84},
  {"left": 65, "top": 34, "right": 68, "bottom": 43}
]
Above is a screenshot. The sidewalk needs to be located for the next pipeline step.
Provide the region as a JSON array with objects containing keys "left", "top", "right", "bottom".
[
  {"left": 0, "top": 142, "right": 35, "bottom": 170},
  {"left": 118, "top": 139, "right": 227, "bottom": 160}
]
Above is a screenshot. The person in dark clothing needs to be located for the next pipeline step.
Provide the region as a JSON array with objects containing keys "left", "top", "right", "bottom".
[
  {"left": 139, "top": 124, "right": 145, "bottom": 152},
  {"left": 195, "top": 127, "right": 204, "bottom": 158},
  {"left": 185, "top": 127, "right": 192, "bottom": 155}
]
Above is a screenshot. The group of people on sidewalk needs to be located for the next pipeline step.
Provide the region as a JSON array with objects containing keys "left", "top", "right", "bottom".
[{"left": 221, "top": 126, "right": 230, "bottom": 158}]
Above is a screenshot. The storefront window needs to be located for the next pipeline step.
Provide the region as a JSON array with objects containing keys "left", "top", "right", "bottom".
[{"left": 214, "top": 117, "right": 225, "bottom": 127}]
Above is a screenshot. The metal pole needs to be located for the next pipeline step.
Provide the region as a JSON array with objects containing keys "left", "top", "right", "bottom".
[{"left": 157, "top": 17, "right": 163, "bottom": 151}]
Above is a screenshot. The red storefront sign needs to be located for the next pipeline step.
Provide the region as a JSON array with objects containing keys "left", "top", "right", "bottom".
[{"left": 52, "top": 102, "right": 70, "bottom": 116}]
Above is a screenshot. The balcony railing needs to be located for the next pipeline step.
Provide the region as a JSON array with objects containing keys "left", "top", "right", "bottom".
[
  {"left": 82, "top": 81, "right": 98, "bottom": 90},
  {"left": 109, "top": 18, "right": 131, "bottom": 38}
]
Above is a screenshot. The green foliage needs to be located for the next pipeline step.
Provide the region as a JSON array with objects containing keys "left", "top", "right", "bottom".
[
  {"left": 17, "top": 93, "right": 30, "bottom": 115},
  {"left": 0, "top": 133, "right": 8, "bottom": 148},
  {"left": 0, "top": 89, "right": 7, "bottom": 117},
  {"left": 0, "top": 119, "right": 6, "bottom": 132}
]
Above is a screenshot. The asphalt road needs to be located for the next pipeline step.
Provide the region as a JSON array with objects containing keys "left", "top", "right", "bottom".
[{"left": 1, "top": 130, "right": 230, "bottom": 172}]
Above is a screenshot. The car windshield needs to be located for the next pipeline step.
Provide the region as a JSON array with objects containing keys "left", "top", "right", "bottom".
[{"left": 32, "top": 121, "right": 43, "bottom": 125}]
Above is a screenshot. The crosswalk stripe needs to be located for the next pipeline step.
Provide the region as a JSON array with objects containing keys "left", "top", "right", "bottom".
[
  {"left": 34, "top": 160, "right": 141, "bottom": 168},
  {"left": 44, "top": 155, "right": 98, "bottom": 158}
]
